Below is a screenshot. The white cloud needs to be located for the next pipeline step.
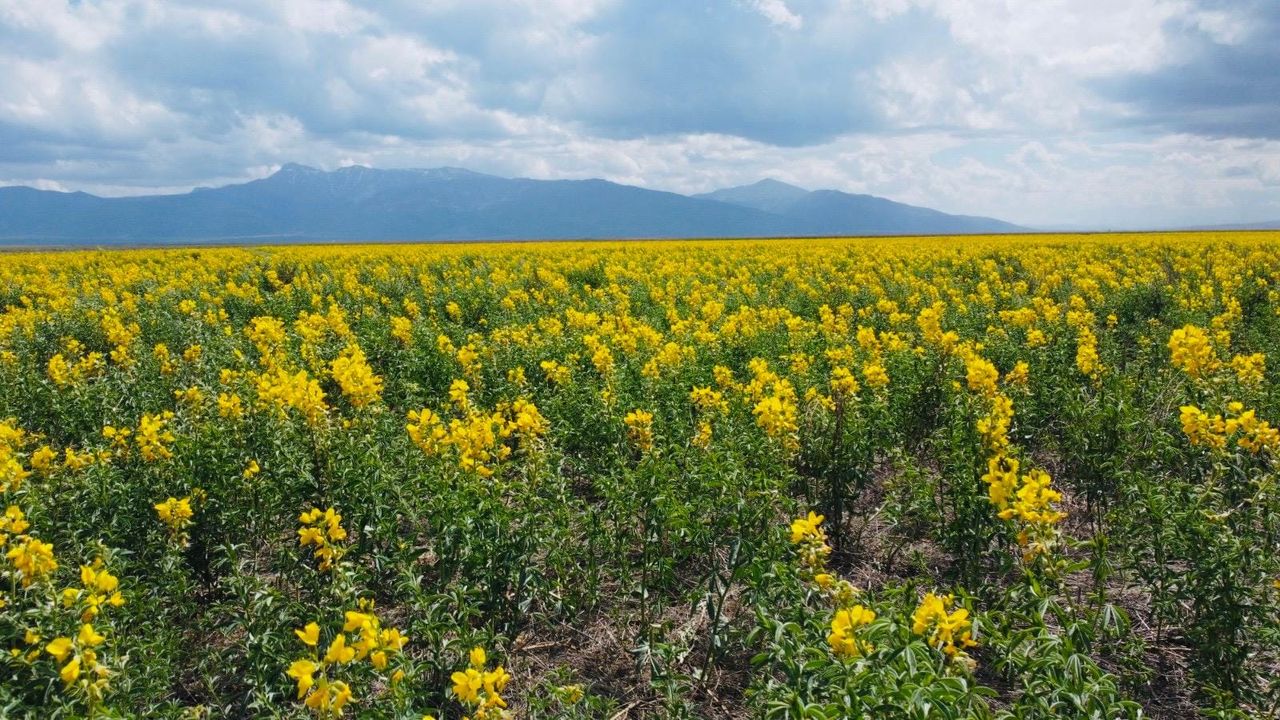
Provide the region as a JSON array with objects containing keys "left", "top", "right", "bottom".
[
  {"left": 0, "top": 0, "right": 128, "bottom": 52},
  {"left": 0, "top": 0, "right": 1277, "bottom": 227},
  {"left": 745, "top": 0, "right": 804, "bottom": 29},
  {"left": 0, "top": 177, "right": 67, "bottom": 191}
]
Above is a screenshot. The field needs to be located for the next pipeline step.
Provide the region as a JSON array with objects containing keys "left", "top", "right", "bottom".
[{"left": 1, "top": 232, "right": 1279, "bottom": 719}]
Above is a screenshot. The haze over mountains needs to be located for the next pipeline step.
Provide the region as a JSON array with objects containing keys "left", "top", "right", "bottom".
[{"left": 0, "top": 164, "right": 1028, "bottom": 244}]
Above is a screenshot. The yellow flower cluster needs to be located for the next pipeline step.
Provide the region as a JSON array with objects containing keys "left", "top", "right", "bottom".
[
  {"left": 911, "top": 592, "right": 977, "bottom": 667},
  {"left": 689, "top": 386, "right": 726, "bottom": 450},
  {"left": 154, "top": 496, "right": 195, "bottom": 546},
  {"left": 862, "top": 360, "right": 890, "bottom": 390},
  {"left": 408, "top": 392, "right": 548, "bottom": 476},
  {"left": 1168, "top": 324, "right": 1220, "bottom": 380},
  {"left": 1179, "top": 402, "right": 1280, "bottom": 455},
  {"left": 624, "top": 409, "right": 654, "bottom": 454},
  {"left": 827, "top": 605, "right": 877, "bottom": 659},
  {"left": 286, "top": 599, "right": 408, "bottom": 718},
  {"left": 0, "top": 419, "right": 30, "bottom": 493},
  {"left": 829, "top": 366, "right": 861, "bottom": 399},
  {"left": 390, "top": 316, "right": 413, "bottom": 346},
  {"left": 963, "top": 352, "right": 1000, "bottom": 398},
  {"left": 135, "top": 411, "right": 176, "bottom": 462},
  {"left": 218, "top": 392, "right": 245, "bottom": 420},
  {"left": 45, "top": 623, "right": 108, "bottom": 690},
  {"left": 451, "top": 646, "right": 512, "bottom": 720},
  {"left": 26, "top": 554, "right": 127, "bottom": 707},
  {"left": 46, "top": 344, "right": 106, "bottom": 388},
  {"left": 67, "top": 561, "right": 125, "bottom": 622},
  {"left": 444, "top": 415, "right": 504, "bottom": 476},
  {"left": 753, "top": 394, "right": 798, "bottom": 451},
  {"left": 917, "top": 303, "right": 959, "bottom": 351},
  {"left": 960, "top": 342, "right": 1065, "bottom": 559},
  {"left": 1075, "top": 326, "right": 1102, "bottom": 383},
  {"left": 102, "top": 424, "right": 130, "bottom": 456},
  {"left": 788, "top": 513, "right": 875, "bottom": 659},
  {"left": 689, "top": 386, "right": 726, "bottom": 414},
  {"left": 330, "top": 344, "right": 383, "bottom": 409},
  {"left": 975, "top": 393, "right": 1013, "bottom": 454},
  {"left": 0, "top": 504, "right": 30, "bottom": 547},
  {"left": 7, "top": 535, "right": 57, "bottom": 587},
  {"left": 298, "top": 507, "right": 348, "bottom": 572},
  {"left": 539, "top": 359, "right": 570, "bottom": 385},
  {"left": 641, "top": 341, "right": 695, "bottom": 379},
  {"left": 246, "top": 316, "right": 288, "bottom": 363},
  {"left": 256, "top": 367, "right": 328, "bottom": 427},
  {"left": 981, "top": 456, "right": 1065, "bottom": 527},
  {"left": 498, "top": 398, "right": 549, "bottom": 447},
  {"left": 154, "top": 343, "right": 175, "bottom": 375},
  {"left": 1230, "top": 352, "right": 1266, "bottom": 386},
  {"left": 789, "top": 511, "right": 831, "bottom": 573},
  {"left": 1004, "top": 360, "right": 1030, "bottom": 388},
  {"left": 406, "top": 408, "right": 446, "bottom": 455}
]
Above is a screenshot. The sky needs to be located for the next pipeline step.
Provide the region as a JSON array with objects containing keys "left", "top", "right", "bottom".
[{"left": 1, "top": 0, "right": 1279, "bottom": 229}]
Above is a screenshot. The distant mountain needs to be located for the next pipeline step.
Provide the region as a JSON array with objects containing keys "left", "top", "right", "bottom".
[
  {"left": 0, "top": 165, "right": 1025, "bottom": 244},
  {"left": 696, "top": 179, "right": 1025, "bottom": 235},
  {"left": 697, "top": 178, "right": 812, "bottom": 215}
]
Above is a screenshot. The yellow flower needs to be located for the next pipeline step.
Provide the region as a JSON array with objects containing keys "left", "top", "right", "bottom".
[
  {"left": 46, "top": 637, "right": 73, "bottom": 663},
  {"left": 623, "top": 409, "right": 654, "bottom": 453},
  {"left": 753, "top": 393, "right": 798, "bottom": 450},
  {"left": 1180, "top": 405, "right": 1227, "bottom": 450},
  {"left": 1168, "top": 324, "right": 1219, "bottom": 379},
  {"left": 911, "top": 592, "right": 977, "bottom": 662},
  {"left": 556, "top": 684, "right": 585, "bottom": 704},
  {"left": 0, "top": 504, "right": 30, "bottom": 545},
  {"left": 963, "top": 352, "right": 999, "bottom": 397},
  {"left": 217, "top": 392, "right": 244, "bottom": 421},
  {"left": 330, "top": 344, "right": 383, "bottom": 409},
  {"left": 862, "top": 361, "right": 890, "bottom": 389},
  {"left": 484, "top": 665, "right": 511, "bottom": 694},
  {"left": 830, "top": 366, "right": 861, "bottom": 398},
  {"left": 827, "top": 605, "right": 876, "bottom": 658},
  {"left": 297, "top": 507, "right": 346, "bottom": 571},
  {"left": 77, "top": 623, "right": 105, "bottom": 647},
  {"left": 296, "top": 622, "right": 320, "bottom": 647},
  {"left": 7, "top": 536, "right": 57, "bottom": 586},
  {"left": 286, "top": 658, "right": 317, "bottom": 699},
  {"left": 60, "top": 655, "right": 81, "bottom": 684},
  {"left": 154, "top": 496, "right": 195, "bottom": 542},
  {"left": 789, "top": 512, "right": 825, "bottom": 545},
  {"left": 330, "top": 680, "right": 352, "bottom": 713},
  {"left": 1231, "top": 352, "right": 1265, "bottom": 385},
  {"left": 452, "top": 668, "right": 484, "bottom": 704},
  {"left": 448, "top": 378, "right": 470, "bottom": 409},
  {"left": 135, "top": 411, "right": 177, "bottom": 462},
  {"left": 324, "top": 634, "right": 355, "bottom": 664},
  {"left": 391, "top": 316, "right": 414, "bottom": 345}
]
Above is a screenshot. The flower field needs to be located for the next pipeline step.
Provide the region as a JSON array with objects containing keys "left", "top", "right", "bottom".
[{"left": 1, "top": 232, "right": 1279, "bottom": 719}]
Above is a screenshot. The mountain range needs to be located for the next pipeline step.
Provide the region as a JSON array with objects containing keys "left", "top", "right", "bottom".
[{"left": 0, "top": 164, "right": 1027, "bottom": 244}]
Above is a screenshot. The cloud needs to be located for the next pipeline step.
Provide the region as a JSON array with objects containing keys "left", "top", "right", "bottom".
[
  {"left": 1096, "top": 0, "right": 1280, "bottom": 139},
  {"left": 743, "top": 0, "right": 804, "bottom": 29},
  {"left": 0, "top": 0, "right": 1278, "bottom": 226}
]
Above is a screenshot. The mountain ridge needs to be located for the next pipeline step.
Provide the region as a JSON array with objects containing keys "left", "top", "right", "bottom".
[
  {"left": 0, "top": 164, "right": 1026, "bottom": 243},
  {"left": 697, "top": 179, "right": 1025, "bottom": 235}
]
